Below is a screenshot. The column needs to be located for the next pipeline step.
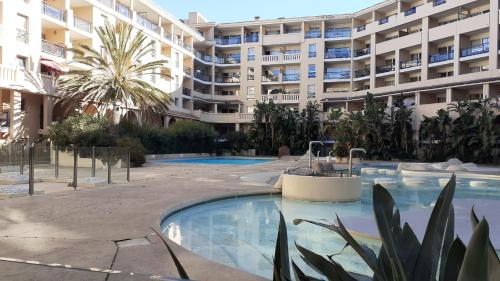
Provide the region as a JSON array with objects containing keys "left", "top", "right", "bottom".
[
  {"left": 421, "top": 17, "right": 429, "bottom": 81},
  {"left": 483, "top": 83, "right": 491, "bottom": 99},
  {"left": 369, "top": 33, "right": 377, "bottom": 90},
  {"left": 235, "top": 123, "right": 240, "bottom": 132},
  {"left": 42, "top": 96, "right": 53, "bottom": 132},
  {"left": 394, "top": 49, "right": 400, "bottom": 85},
  {"left": 446, "top": 88, "right": 453, "bottom": 103},
  {"left": 489, "top": 0, "right": 499, "bottom": 70},
  {"left": 387, "top": 95, "right": 393, "bottom": 108},
  {"left": 9, "top": 91, "right": 22, "bottom": 140}
]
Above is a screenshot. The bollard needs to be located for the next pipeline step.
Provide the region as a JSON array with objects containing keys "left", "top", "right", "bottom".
[
  {"left": 91, "top": 146, "right": 96, "bottom": 178},
  {"left": 73, "top": 146, "right": 78, "bottom": 190},
  {"left": 107, "top": 147, "right": 112, "bottom": 184},
  {"left": 54, "top": 146, "right": 59, "bottom": 179},
  {"left": 126, "top": 148, "right": 130, "bottom": 182},
  {"left": 20, "top": 144, "right": 25, "bottom": 175},
  {"left": 28, "top": 146, "right": 34, "bottom": 195}
]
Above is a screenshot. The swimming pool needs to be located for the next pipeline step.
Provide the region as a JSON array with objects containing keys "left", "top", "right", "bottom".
[
  {"left": 162, "top": 172, "right": 500, "bottom": 279},
  {"left": 156, "top": 157, "right": 274, "bottom": 165}
]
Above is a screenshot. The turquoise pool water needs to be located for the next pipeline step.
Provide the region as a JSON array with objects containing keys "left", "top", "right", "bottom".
[
  {"left": 156, "top": 157, "right": 274, "bottom": 165},
  {"left": 162, "top": 172, "right": 500, "bottom": 279}
]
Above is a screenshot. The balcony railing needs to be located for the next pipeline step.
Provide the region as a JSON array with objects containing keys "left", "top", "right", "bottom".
[
  {"left": 262, "top": 75, "right": 280, "bottom": 82},
  {"left": 74, "top": 16, "right": 92, "bottom": 33},
  {"left": 262, "top": 53, "right": 300, "bottom": 63},
  {"left": 42, "top": 40, "right": 66, "bottom": 58},
  {"left": 325, "top": 29, "right": 351, "bottom": 38},
  {"left": 404, "top": 7, "right": 416, "bottom": 16},
  {"left": 305, "top": 30, "right": 321, "bottom": 39},
  {"left": 16, "top": 29, "right": 29, "bottom": 44},
  {"left": 164, "top": 32, "right": 172, "bottom": 42},
  {"left": 244, "top": 34, "right": 259, "bottom": 43},
  {"left": 354, "top": 47, "right": 370, "bottom": 57},
  {"left": 283, "top": 53, "right": 300, "bottom": 61},
  {"left": 282, "top": 93, "right": 300, "bottom": 102},
  {"left": 378, "top": 17, "right": 389, "bottom": 25},
  {"left": 433, "top": 0, "right": 446, "bottom": 7},
  {"left": 194, "top": 72, "right": 212, "bottom": 82},
  {"left": 195, "top": 52, "right": 212, "bottom": 63},
  {"left": 376, "top": 65, "right": 395, "bottom": 74},
  {"left": 461, "top": 43, "right": 489, "bottom": 57},
  {"left": 215, "top": 37, "right": 241, "bottom": 45},
  {"left": 182, "top": 88, "right": 191, "bottom": 96},
  {"left": 137, "top": 15, "right": 160, "bottom": 34},
  {"left": 357, "top": 25, "right": 366, "bottom": 32},
  {"left": 42, "top": 2, "right": 65, "bottom": 21},
  {"left": 283, "top": 73, "right": 300, "bottom": 81},
  {"left": 215, "top": 76, "right": 240, "bottom": 83},
  {"left": 183, "top": 66, "right": 192, "bottom": 76},
  {"left": 115, "top": 2, "right": 131, "bottom": 18},
  {"left": 98, "top": 0, "right": 113, "bottom": 8},
  {"left": 325, "top": 48, "right": 351, "bottom": 59},
  {"left": 429, "top": 52, "right": 454, "bottom": 63},
  {"left": 354, "top": 68, "right": 370, "bottom": 78},
  {"left": 324, "top": 71, "right": 350, "bottom": 79},
  {"left": 183, "top": 43, "right": 193, "bottom": 52},
  {"left": 215, "top": 55, "right": 241, "bottom": 64},
  {"left": 400, "top": 59, "right": 421, "bottom": 69}
]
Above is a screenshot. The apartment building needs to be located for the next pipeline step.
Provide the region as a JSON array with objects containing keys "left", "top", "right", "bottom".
[
  {"left": 1, "top": 0, "right": 499, "bottom": 143},
  {"left": 186, "top": 0, "right": 500, "bottom": 133}
]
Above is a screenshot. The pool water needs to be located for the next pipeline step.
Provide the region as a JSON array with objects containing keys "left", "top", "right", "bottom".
[
  {"left": 162, "top": 172, "right": 500, "bottom": 279},
  {"left": 156, "top": 157, "right": 274, "bottom": 165}
]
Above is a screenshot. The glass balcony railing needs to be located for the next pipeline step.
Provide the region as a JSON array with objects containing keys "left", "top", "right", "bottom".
[
  {"left": 376, "top": 65, "right": 395, "bottom": 74},
  {"left": 354, "top": 68, "right": 370, "bottom": 78},
  {"left": 261, "top": 75, "right": 280, "bottom": 82},
  {"left": 325, "top": 48, "right": 351, "bottom": 59},
  {"left": 378, "top": 17, "right": 389, "bottom": 25},
  {"left": 244, "top": 34, "right": 259, "bottom": 43},
  {"left": 215, "top": 37, "right": 242, "bottom": 45},
  {"left": 137, "top": 15, "right": 160, "bottom": 34},
  {"left": 42, "top": 40, "right": 66, "bottom": 58},
  {"left": 429, "top": 52, "right": 454, "bottom": 63},
  {"left": 324, "top": 71, "right": 350, "bottom": 79},
  {"left": 16, "top": 29, "right": 29, "bottom": 44},
  {"left": 354, "top": 47, "right": 370, "bottom": 57},
  {"left": 215, "top": 76, "right": 240, "bottom": 83},
  {"left": 183, "top": 66, "right": 192, "bottom": 76},
  {"left": 305, "top": 30, "right": 321, "bottom": 39},
  {"left": 194, "top": 72, "right": 212, "bottom": 82},
  {"left": 461, "top": 43, "right": 489, "bottom": 57},
  {"left": 42, "top": 2, "right": 65, "bottom": 21},
  {"left": 215, "top": 55, "right": 241, "bottom": 64},
  {"left": 164, "top": 32, "right": 172, "bottom": 42},
  {"left": 74, "top": 16, "right": 92, "bottom": 33},
  {"left": 115, "top": 2, "right": 131, "bottom": 18},
  {"left": 325, "top": 29, "right": 351, "bottom": 38},
  {"left": 283, "top": 73, "right": 300, "bottom": 81},
  {"left": 98, "top": 0, "right": 113, "bottom": 8},
  {"left": 195, "top": 52, "right": 212, "bottom": 62},
  {"left": 182, "top": 88, "right": 191, "bottom": 96},
  {"left": 357, "top": 25, "right": 366, "bottom": 32},
  {"left": 404, "top": 7, "right": 416, "bottom": 16},
  {"left": 400, "top": 59, "right": 421, "bottom": 69},
  {"left": 433, "top": 0, "right": 446, "bottom": 6}
]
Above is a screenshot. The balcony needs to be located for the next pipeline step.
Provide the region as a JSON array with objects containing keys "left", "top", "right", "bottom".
[
  {"left": 433, "top": 0, "right": 446, "bottom": 7},
  {"left": 261, "top": 74, "right": 280, "bottom": 83},
  {"left": 354, "top": 68, "right": 370, "bottom": 78},
  {"left": 215, "top": 76, "right": 240, "bottom": 84},
  {"left": 404, "top": 7, "right": 416, "bottom": 16},
  {"left": 429, "top": 52, "right": 454, "bottom": 64},
  {"left": 376, "top": 65, "right": 395, "bottom": 74},
  {"left": 244, "top": 34, "right": 259, "bottom": 43},
  {"left": 42, "top": 2, "right": 65, "bottom": 22},
  {"left": 262, "top": 53, "right": 300, "bottom": 63},
  {"left": 74, "top": 16, "right": 92, "bottom": 33},
  {"left": 215, "top": 36, "right": 242, "bottom": 45},
  {"left": 354, "top": 47, "right": 370, "bottom": 57},
  {"left": 325, "top": 48, "right": 351, "bottom": 59},
  {"left": 16, "top": 29, "right": 29, "bottom": 44},
  {"left": 182, "top": 88, "right": 191, "bottom": 97},
  {"left": 42, "top": 40, "right": 66, "bottom": 58},
  {"left": 324, "top": 71, "right": 350, "bottom": 80},
  {"left": 115, "top": 2, "right": 131, "bottom": 18},
  {"left": 400, "top": 59, "right": 421, "bottom": 69},
  {"left": 325, "top": 28, "right": 351, "bottom": 39},
  {"left": 193, "top": 72, "right": 212, "bottom": 82},
  {"left": 305, "top": 30, "right": 321, "bottom": 39},
  {"left": 183, "top": 66, "right": 192, "bottom": 76},
  {"left": 357, "top": 25, "right": 366, "bottom": 32},
  {"left": 282, "top": 93, "right": 300, "bottom": 103},
  {"left": 378, "top": 17, "right": 389, "bottom": 25},
  {"left": 215, "top": 55, "right": 241, "bottom": 65},
  {"left": 195, "top": 51, "right": 212, "bottom": 63},
  {"left": 283, "top": 73, "right": 300, "bottom": 82},
  {"left": 164, "top": 32, "right": 172, "bottom": 42},
  {"left": 461, "top": 43, "right": 489, "bottom": 57},
  {"left": 137, "top": 15, "right": 160, "bottom": 34}
]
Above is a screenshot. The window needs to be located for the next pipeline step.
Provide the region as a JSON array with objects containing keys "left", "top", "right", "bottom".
[
  {"left": 39, "top": 104, "right": 44, "bottom": 129},
  {"left": 175, "top": 52, "right": 180, "bottom": 68},
  {"left": 308, "top": 44, "right": 317, "bottom": 58},
  {"left": 16, "top": 56, "right": 27, "bottom": 69},
  {"left": 100, "top": 46, "right": 106, "bottom": 57},
  {"left": 175, "top": 75, "right": 180, "bottom": 88},
  {"left": 151, "top": 40, "right": 156, "bottom": 57},
  {"left": 174, "top": 98, "right": 179, "bottom": 106},
  {"left": 410, "top": 76, "right": 421, "bottom": 82},
  {"left": 247, "top": 67, "right": 255, "bottom": 80},
  {"left": 16, "top": 14, "right": 29, "bottom": 43},
  {"left": 21, "top": 98, "right": 26, "bottom": 111},
  {"left": 248, "top": 47, "right": 255, "bottom": 61},
  {"left": 247, "top": 106, "right": 254, "bottom": 113},
  {"left": 247, "top": 86, "right": 255, "bottom": 99},
  {"left": 308, "top": 64, "right": 316, "bottom": 78},
  {"left": 101, "top": 14, "right": 109, "bottom": 25},
  {"left": 308, "top": 84, "right": 316, "bottom": 98}
]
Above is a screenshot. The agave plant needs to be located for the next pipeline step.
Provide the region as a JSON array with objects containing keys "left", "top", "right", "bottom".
[{"left": 273, "top": 175, "right": 500, "bottom": 281}]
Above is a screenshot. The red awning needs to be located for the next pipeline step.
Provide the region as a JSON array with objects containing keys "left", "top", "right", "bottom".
[{"left": 40, "top": 59, "right": 64, "bottom": 72}]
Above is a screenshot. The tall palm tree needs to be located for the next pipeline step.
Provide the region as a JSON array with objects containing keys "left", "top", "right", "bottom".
[{"left": 56, "top": 23, "right": 170, "bottom": 124}]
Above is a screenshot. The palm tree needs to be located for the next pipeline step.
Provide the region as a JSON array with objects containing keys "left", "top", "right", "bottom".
[{"left": 56, "top": 23, "right": 170, "bottom": 125}]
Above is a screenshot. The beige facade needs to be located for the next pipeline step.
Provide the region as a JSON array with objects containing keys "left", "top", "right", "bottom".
[{"left": 1, "top": 0, "right": 500, "bottom": 143}]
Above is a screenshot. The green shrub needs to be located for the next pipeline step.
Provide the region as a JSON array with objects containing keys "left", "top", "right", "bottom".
[
  {"left": 116, "top": 137, "right": 146, "bottom": 167},
  {"left": 224, "top": 131, "right": 249, "bottom": 153},
  {"left": 47, "top": 114, "right": 113, "bottom": 148}
]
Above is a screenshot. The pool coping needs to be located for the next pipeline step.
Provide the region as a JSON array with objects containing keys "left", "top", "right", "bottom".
[{"left": 400, "top": 169, "right": 500, "bottom": 180}]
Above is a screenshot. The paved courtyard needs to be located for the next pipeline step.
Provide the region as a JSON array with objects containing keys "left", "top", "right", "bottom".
[{"left": 0, "top": 159, "right": 297, "bottom": 281}]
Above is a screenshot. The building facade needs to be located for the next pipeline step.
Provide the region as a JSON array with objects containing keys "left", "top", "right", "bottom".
[{"left": 1, "top": 0, "right": 499, "bottom": 143}]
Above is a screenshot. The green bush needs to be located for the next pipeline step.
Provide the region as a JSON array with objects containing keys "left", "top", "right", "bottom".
[
  {"left": 224, "top": 131, "right": 249, "bottom": 153},
  {"left": 47, "top": 114, "right": 114, "bottom": 148},
  {"left": 116, "top": 137, "right": 146, "bottom": 167}
]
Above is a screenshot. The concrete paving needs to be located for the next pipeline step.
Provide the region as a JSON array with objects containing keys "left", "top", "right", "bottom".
[{"left": 0, "top": 159, "right": 294, "bottom": 281}]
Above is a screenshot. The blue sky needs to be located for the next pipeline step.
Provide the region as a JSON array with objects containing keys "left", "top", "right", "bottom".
[{"left": 156, "top": 0, "right": 382, "bottom": 23}]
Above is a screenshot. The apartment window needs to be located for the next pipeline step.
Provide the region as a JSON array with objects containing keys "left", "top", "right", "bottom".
[
  {"left": 174, "top": 98, "right": 179, "bottom": 106},
  {"left": 308, "top": 84, "right": 316, "bottom": 98},
  {"left": 16, "top": 56, "right": 27, "bottom": 69},
  {"left": 308, "top": 64, "right": 316, "bottom": 78},
  {"left": 247, "top": 67, "right": 255, "bottom": 81},
  {"left": 410, "top": 53, "right": 422, "bottom": 61},
  {"left": 101, "top": 14, "right": 109, "bottom": 25},
  {"left": 247, "top": 106, "right": 255, "bottom": 113},
  {"left": 16, "top": 14, "right": 29, "bottom": 43},
  {"left": 439, "top": 71, "right": 454, "bottom": 78},
  {"left": 410, "top": 76, "right": 421, "bottom": 82},
  {"left": 151, "top": 40, "right": 156, "bottom": 57},
  {"left": 175, "top": 52, "right": 180, "bottom": 68},
  {"left": 248, "top": 47, "right": 255, "bottom": 61},
  {"left": 21, "top": 98, "right": 26, "bottom": 111},
  {"left": 308, "top": 44, "right": 317, "bottom": 58},
  {"left": 150, "top": 68, "right": 156, "bottom": 83},
  {"left": 247, "top": 86, "right": 255, "bottom": 99},
  {"left": 175, "top": 75, "right": 180, "bottom": 89}
]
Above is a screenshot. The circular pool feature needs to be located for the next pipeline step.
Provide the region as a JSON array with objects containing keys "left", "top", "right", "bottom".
[
  {"left": 282, "top": 174, "right": 361, "bottom": 202},
  {"left": 402, "top": 177, "right": 428, "bottom": 188},
  {"left": 470, "top": 181, "right": 489, "bottom": 188},
  {"left": 155, "top": 157, "right": 274, "bottom": 165},
  {"left": 162, "top": 173, "right": 500, "bottom": 279},
  {"left": 361, "top": 168, "right": 378, "bottom": 175},
  {"left": 385, "top": 170, "right": 399, "bottom": 176},
  {"left": 374, "top": 177, "right": 399, "bottom": 189}
]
